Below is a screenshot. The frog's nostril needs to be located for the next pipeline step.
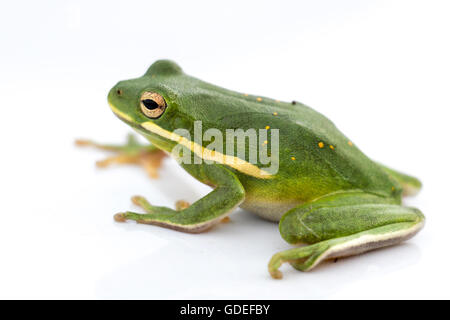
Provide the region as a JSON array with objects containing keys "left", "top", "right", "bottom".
[{"left": 116, "top": 89, "right": 123, "bottom": 96}]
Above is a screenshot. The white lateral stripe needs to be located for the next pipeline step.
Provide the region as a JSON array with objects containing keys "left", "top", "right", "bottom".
[{"left": 141, "top": 121, "right": 273, "bottom": 179}]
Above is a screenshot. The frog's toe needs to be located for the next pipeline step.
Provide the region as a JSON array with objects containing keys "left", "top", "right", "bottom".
[
  {"left": 96, "top": 154, "right": 139, "bottom": 168},
  {"left": 131, "top": 195, "right": 154, "bottom": 213},
  {"left": 175, "top": 200, "right": 190, "bottom": 211},
  {"left": 113, "top": 213, "right": 127, "bottom": 223},
  {"left": 140, "top": 149, "right": 167, "bottom": 178},
  {"left": 268, "top": 253, "right": 284, "bottom": 279},
  {"left": 75, "top": 139, "right": 94, "bottom": 147},
  {"left": 268, "top": 246, "right": 318, "bottom": 279}
]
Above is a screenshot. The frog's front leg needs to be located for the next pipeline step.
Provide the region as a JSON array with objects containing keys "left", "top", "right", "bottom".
[
  {"left": 268, "top": 193, "right": 425, "bottom": 279},
  {"left": 75, "top": 133, "right": 166, "bottom": 178},
  {"left": 130, "top": 196, "right": 231, "bottom": 223},
  {"left": 114, "top": 164, "right": 245, "bottom": 233}
]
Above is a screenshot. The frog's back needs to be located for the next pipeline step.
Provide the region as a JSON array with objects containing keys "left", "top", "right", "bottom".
[
  {"left": 210, "top": 93, "right": 400, "bottom": 203},
  {"left": 166, "top": 75, "right": 400, "bottom": 212},
  {"left": 219, "top": 98, "right": 401, "bottom": 221},
  {"left": 275, "top": 100, "right": 399, "bottom": 196}
]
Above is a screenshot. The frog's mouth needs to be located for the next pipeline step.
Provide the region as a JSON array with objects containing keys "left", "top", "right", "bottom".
[
  {"left": 108, "top": 101, "right": 172, "bottom": 150},
  {"left": 109, "top": 102, "right": 134, "bottom": 123}
]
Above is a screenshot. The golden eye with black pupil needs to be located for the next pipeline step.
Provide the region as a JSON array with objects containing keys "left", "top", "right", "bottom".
[{"left": 140, "top": 92, "right": 166, "bottom": 119}]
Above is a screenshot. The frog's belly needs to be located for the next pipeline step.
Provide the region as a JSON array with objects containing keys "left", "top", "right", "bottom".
[{"left": 239, "top": 199, "right": 303, "bottom": 222}]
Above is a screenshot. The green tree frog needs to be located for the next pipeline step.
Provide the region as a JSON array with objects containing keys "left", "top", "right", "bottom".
[{"left": 77, "top": 60, "right": 424, "bottom": 279}]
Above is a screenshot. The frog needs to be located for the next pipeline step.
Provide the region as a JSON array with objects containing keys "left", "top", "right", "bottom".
[{"left": 77, "top": 60, "right": 424, "bottom": 279}]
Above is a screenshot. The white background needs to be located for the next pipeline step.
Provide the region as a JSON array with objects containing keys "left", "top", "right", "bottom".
[{"left": 0, "top": 0, "right": 449, "bottom": 299}]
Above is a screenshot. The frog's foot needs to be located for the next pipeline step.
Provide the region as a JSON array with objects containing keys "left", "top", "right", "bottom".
[
  {"left": 130, "top": 197, "right": 231, "bottom": 223},
  {"left": 75, "top": 134, "right": 167, "bottom": 178},
  {"left": 269, "top": 192, "right": 425, "bottom": 279},
  {"left": 175, "top": 200, "right": 190, "bottom": 211}
]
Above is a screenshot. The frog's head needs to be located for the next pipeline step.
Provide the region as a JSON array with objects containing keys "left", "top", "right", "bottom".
[
  {"left": 109, "top": 60, "right": 278, "bottom": 178},
  {"left": 108, "top": 60, "right": 193, "bottom": 150}
]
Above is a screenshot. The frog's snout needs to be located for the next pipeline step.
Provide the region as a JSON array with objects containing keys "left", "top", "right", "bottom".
[
  {"left": 107, "top": 84, "right": 135, "bottom": 123},
  {"left": 108, "top": 83, "right": 123, "bottom": 103}
]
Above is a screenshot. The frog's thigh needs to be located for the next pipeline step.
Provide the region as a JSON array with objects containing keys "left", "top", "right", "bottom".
[
  {"left": 116, "top": 164, "right": 245, "bottom": 233},
  {"left": 269, "top": 196, "right": 424, "bottom": 278}
]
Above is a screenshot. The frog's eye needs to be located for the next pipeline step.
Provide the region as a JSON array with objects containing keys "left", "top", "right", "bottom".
[{"left": 140, "top": 92, "right": 167, "bottom": 119}]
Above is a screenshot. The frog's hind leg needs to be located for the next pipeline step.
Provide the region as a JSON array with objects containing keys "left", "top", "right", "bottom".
[
  {"left": 75, "top": 133, "right": 167, "bottom": 178},
  {"left": 378, "top": 163, "right": 422, "bottom": 197},
  {"left": 268, "top": 193, "right": 425, "bottom": 279}
]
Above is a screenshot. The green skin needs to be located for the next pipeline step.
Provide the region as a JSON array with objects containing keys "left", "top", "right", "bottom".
[{"left": 102, "top": 60, "right": 424, "bottom": 279}]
